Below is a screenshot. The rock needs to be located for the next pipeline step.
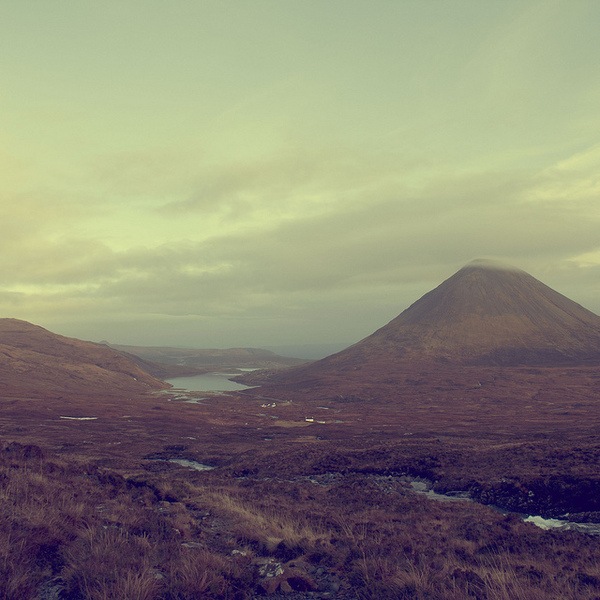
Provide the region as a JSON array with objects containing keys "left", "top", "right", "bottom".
[
  {"left": 318, "top": 578, "right": 341, "bottom": 593},
  {"left": 257, "top": 558, "right": 284, "bottom": 578},
  {"left": 36, "top": 581, "right": 63, "bottom": 600},
  {"left": 287, "top": 574, "right": 317, "bottom": 592},
  {"left": 181, "top": 542, "right": 204, "bottom": 548},
  {"left": 258, "top": 577, "right": 281, "bottom": 595}
]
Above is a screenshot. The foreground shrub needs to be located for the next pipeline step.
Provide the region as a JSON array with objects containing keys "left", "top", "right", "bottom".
[{"left": 3, "top": 442, "right": 600, "bottom": 600}]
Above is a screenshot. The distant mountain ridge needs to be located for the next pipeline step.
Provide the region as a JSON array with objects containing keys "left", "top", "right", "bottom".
[
  {"left": 106, "top": 343, "right": 307, "bottom": 372},
  {"left": 0, "top": 319, "right": 167, "bottom": 397}
]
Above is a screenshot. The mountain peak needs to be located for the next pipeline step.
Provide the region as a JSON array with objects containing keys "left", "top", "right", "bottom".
[
  {"left": 271, "top": 264, "right": 600, "bottom": 383},
  {"left": 360, "top": 262, "right": 600, "bottom": 366},
  {"left": 461, "top": 258, "right": 523, "bottom": 272}
]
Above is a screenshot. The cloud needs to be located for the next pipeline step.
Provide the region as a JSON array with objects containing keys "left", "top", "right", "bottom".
[
  {"left": 158, "top": 148, "right": 406, "bottom": 224},
  {"left": 89, "top": 148, "right": 204, "bottom": 200},
  {"left": 3, "top": 143, "right": 600, "bottom": 345},
  {"left": 37, "top": 165, "right": 600, "bottom": 304},
  {"left": 529, "top": 143, "right": 600, "bottom": 207},
  {"left": 0, "top": 188, "right": 93, "bottom": 254}
]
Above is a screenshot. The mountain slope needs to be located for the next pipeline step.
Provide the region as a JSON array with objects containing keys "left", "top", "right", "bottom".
[
  {"left": 344, "top": 260, "right": 600, "bottom": 367},
  {"left": 0, "top": 319, "right": 167, "bottom": 396},
  {"left": 244, "top": 261, "right": 600, "bottom": 390}
]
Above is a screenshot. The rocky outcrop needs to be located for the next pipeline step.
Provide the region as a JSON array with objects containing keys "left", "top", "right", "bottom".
[{"left": 468, "top": 476, "right": 600, "bottom": 518}]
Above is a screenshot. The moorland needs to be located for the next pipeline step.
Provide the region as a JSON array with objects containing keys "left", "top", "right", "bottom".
[{"left": 3, "top": 262, "right": 600, "bottom": 599}]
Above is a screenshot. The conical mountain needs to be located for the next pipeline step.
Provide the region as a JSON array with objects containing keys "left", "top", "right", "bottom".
[
  {"left": 254, "top": 261, "right": 600, "bottom": 389},
  {"left": 0, "top": 318, "right": 168, "bottom": 397},
  {"left": 339, "top": 259, "right": 600, "bottom": 367}
]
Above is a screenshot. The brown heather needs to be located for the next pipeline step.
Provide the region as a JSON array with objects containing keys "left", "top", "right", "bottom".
[
  {"left": 2, "top": 441, "right": 600, "bottom": 600},
  {"left": 4, "top": 264, "right": 600, "bottom": 598}
]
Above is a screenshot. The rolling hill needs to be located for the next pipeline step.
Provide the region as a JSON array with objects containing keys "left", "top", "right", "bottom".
[{"left": 0, "top": 319, "right": 168, "bottom": 397}]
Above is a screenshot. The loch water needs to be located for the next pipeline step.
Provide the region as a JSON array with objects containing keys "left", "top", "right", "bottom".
[{"left": 165, "top": 372, "right": 253, "bottom": 392}]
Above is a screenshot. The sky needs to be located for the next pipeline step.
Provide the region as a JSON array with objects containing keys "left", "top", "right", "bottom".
[{"left": 2, "top": 0, "right": 600, "bottom": 351}]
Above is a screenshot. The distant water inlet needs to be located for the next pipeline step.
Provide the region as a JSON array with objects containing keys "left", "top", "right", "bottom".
[{"left": 165, "top": 372, "right": 254, "bottom": 392}]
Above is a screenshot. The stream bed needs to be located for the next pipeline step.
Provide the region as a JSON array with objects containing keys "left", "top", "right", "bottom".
[{"left": 410, "top": 480, "right": 600, "bottom": 535}]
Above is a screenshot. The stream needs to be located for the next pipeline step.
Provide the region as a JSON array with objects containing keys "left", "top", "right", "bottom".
[
  {"left": 409, "top": 480, "right": 600, "bottom": 535},
  {"left": 158, "top": 374, "right": 600, "bottom": 536}
]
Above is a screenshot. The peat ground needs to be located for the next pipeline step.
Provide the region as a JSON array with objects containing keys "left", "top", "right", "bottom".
[{"left": 2, "top": 364, "right": 600, "bottom": 598}]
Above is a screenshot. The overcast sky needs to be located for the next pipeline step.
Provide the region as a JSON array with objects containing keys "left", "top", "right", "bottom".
[{"left": 2, "top": 1, "right": 600, "bottom": 350}]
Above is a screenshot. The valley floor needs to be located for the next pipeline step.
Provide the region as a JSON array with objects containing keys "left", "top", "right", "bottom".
[{"left": 2, "top": 366, "right": 600, "bottom": 599}]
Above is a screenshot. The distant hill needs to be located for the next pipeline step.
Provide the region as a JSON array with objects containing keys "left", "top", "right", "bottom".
[
  {"left": 239, "top": 260, "right": 600, "bottom": 390},
  {"left": 0, "top": 319, "right": 167, "bottom": 397},
  {"left": 261, "top": 343, "right": 352, "bottom": 360},
  {"left": 106, "top": 344, "right": 308, "bottom": 373}
]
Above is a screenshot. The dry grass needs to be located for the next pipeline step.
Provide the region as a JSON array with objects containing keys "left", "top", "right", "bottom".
[
  {"left": 2, "top": 440, "right": 600, "bottom": 599},
  {"left": 200, "top": 487, "right": 332, "bottom": 554}
]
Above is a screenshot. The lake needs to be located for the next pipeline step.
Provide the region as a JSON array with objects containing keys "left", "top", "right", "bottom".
[{"left": 165, "top": 372, "right": 253, "bottom": 392}]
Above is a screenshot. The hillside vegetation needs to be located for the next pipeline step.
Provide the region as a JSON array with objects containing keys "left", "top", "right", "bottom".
[{"left": 3, "top": 440, "right": 600, "bottom": 600}]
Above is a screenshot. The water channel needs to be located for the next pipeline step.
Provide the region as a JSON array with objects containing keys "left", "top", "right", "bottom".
[{"left": 410, "top": 480, "right": 600, "bottom": 535}]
